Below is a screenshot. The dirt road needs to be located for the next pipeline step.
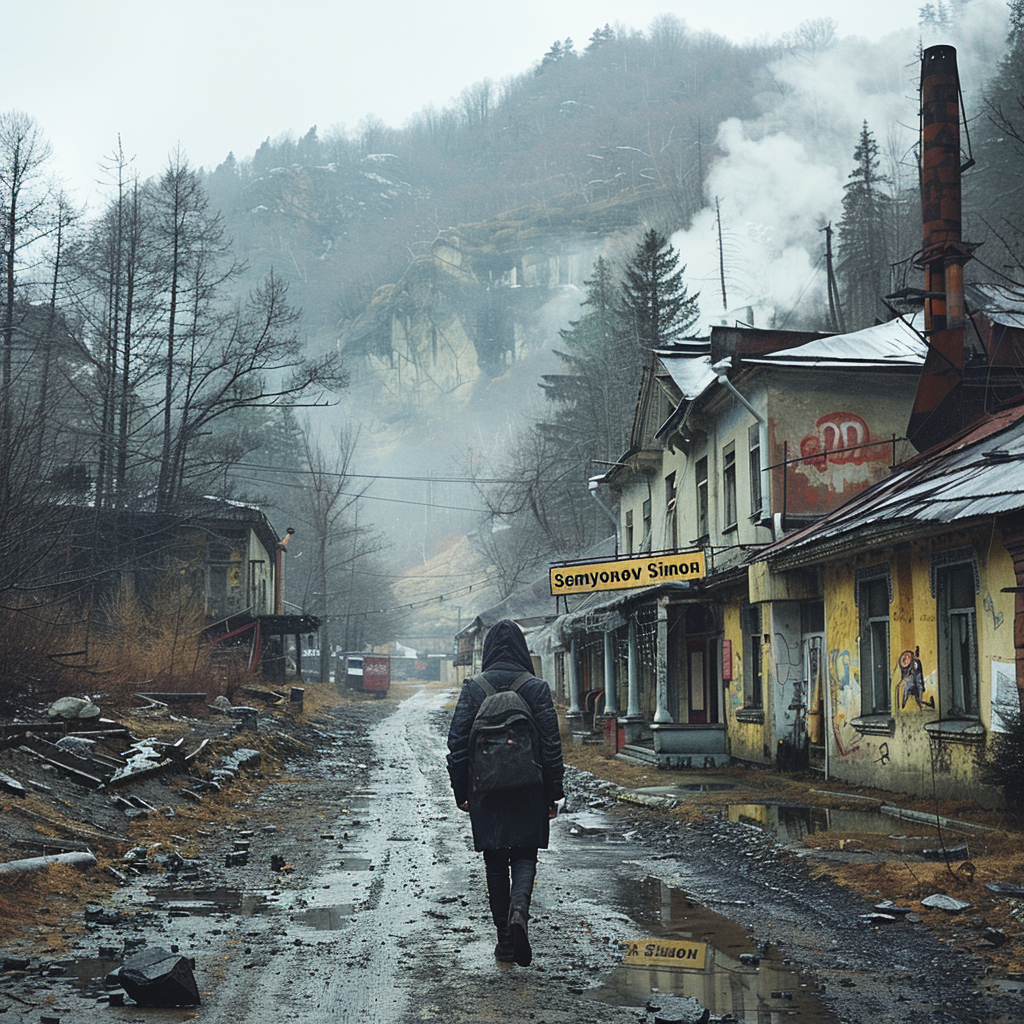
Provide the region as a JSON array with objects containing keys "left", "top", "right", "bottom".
[{"left": 3, "top": 683, "right": 1022, "bottom": 1023}]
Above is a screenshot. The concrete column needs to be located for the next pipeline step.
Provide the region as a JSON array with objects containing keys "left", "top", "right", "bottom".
[
  {"left": 567, "top": 637, "right": 583, "bottom": 727},
  {"left": 603, "top": 627, "right": 618, "bottom": 716},
  {"left": 654, "top": 595, "right": 672, "bottom": 723},
  {"left": 626, "top": 618, "right": 640, "bottom": 718}
]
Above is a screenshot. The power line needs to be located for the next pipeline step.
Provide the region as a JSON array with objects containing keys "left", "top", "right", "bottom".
[{"left": 230, "top": 461, "right": 550, "bottom": 485}]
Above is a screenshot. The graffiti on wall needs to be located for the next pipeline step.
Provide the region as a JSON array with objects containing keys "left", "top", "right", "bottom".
[
  {"left": 983, "top": 592, "right": 1005, "bottom": 630},
  {"left": 896, "top": 647, "right": 935, "bottom": 710},
  {"left": 789, "top": 412, "right": 890, "bottom": 510},
  {"left": 828, "top": 648, "right": 861, "bottom": 756}
]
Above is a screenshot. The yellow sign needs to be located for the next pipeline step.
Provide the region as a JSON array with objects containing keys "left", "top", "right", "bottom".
[
  {"left": 622, "top": 939, "right": 708, "bottom": 970},
  {"left": 549, "top": 551, "right": 706, "bottom": 596}
]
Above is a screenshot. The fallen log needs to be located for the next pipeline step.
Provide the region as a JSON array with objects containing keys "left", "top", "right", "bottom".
[{"left": 0, "top": 851, "right": 97, "bottom": 876}]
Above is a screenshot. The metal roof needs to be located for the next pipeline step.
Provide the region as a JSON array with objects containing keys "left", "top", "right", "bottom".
[
  {"left": 740, "top": 315, "right": 927, "bottom": 369},
  {"left": 658, "top": 352, "right": 718, "bottom": 401},
  {"left": 761, "top": 402, "right": 1024, "bottom": 563},
  {"left": 965, "top": 282, "right": 1024, "bottom": 328}
]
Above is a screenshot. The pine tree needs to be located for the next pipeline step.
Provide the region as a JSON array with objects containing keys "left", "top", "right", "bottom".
[
  {"left": 970, "top": 0, "right": 1024, "bottom": 277},
  {"left": 540, "top": 256, "right": 628, "bottom": 463},
  {"left": 836, "top": 123, "right": 891, "bottom": 329},
  {"left": 616, "top": 229, "right": 700, "bottom": 353}
]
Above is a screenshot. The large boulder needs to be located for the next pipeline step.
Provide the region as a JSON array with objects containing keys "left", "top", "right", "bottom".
[
  {"left": 47, "top": 696, "right": 101, "bottom": 720},
  {"left": 117, "top": 947, "right": 200, "bottom": 1006}
]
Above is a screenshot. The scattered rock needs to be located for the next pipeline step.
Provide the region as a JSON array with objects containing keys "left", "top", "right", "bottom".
[
  {"left": 921, "top": 894, "right": 971, "bottom": 912},
  {"left": 47, "top": 696, "right": 101, "bottom": 720},
  {"left": 118, "top": 946, "right": 201, "bottom": 1007}
]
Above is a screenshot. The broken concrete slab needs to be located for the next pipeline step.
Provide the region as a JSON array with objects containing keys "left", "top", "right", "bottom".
[
  {"left": 921, "top": 893, "right": 971, "bottom": 912},
  {"left": 0, "top": 771, "right": 26, "bottom": 797},
  {"left": 117, "top": 946, "right": 200, "bottom": 1006}
]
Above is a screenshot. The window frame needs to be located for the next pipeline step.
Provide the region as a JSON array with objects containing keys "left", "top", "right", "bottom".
[
  {"left": 748, "top": 423, "right": 763, "bottom": 520},
  {"left": 935, "top": 559, "right": 980, "bottom": 718},
  {"left": 723, "top": 441, "right": 737, "bottom": 531},
  {"left": 695, "top": 456, "right": 709, "bottom": 540},
  {"left": 740, "top": 604, "right": 763, "bottom": 709},
  {"left": 856, "top": 571, "right": 891, "bottom": 715}
]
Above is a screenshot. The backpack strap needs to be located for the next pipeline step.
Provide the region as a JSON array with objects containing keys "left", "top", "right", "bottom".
[
  {"left": 508, "top": 671, "right": 534, "bottom": 693},
  {"left": 471, "top": 670, "right": 533, "bottom": 698},
  {"left": 470, "top": 674, "right": 497, "bottom": 700}
]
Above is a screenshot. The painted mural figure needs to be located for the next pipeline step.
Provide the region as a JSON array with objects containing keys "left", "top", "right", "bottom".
[{"left": 896, "top": 647, "right": 934, "bottom": 709}]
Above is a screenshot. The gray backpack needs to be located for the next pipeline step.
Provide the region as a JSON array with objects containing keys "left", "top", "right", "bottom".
[{"left": 468, "top": 671, "right": 543, "bottom": 794}]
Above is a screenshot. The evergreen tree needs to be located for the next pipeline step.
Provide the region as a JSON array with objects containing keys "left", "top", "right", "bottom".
[
  {"left": 616, "top": 229, "right": 700, "bottom": 353},
  {"left": 540, "top": 256, "right": 628, "bottom": 463},
  {"left": 970, "top": 0, "right": 1024, "bottom": 278},
  {"left": 836, "top": 123, "right": 892, "bottom": 329}
]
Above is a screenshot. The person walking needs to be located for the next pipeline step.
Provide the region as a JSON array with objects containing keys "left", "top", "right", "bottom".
[{"left": 446, "top": 619, "right": 564, "bottom": 966}]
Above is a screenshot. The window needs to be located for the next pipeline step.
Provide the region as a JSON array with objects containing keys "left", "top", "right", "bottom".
[
  {"left": 625, "top": 510, "right": 634, "bottom": 554},
  {"left": 696, "top": 457, "right": 709, "bottom": 539},
  {"left": 665, "top": 472, "right": 677, "bottom": 549},
  {"left": 741, "top": 604, "right": 763, "bottom": 708},
  {"left": 641, "top": 498, "right": 652, "bottom": 551},
  {"left": 936, "top": 561, "right": 979, "bottom": 717},
  {"left": 749, "top": 423, "right": 762, "bottom": 518},
  {"left": 856, "top": 570, "right": 891, "bottom": 714},
  {"left": 723, "top": 442, "right": 737, "bottom": 529}
]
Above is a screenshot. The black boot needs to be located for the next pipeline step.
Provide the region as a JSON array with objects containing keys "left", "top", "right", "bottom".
[
  {"left": 508, "top": 907, "right": 531, "bottom": 967},
  {"left": 494, "top": 926, "right": 515, "bottom": 962}
]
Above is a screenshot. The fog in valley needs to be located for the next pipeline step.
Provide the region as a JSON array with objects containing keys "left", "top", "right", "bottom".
[{"left": 4, "top": 0, "right": 1020, "bottom": 653}]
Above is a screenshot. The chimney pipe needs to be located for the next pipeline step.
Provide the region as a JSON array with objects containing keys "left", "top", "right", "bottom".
[
  {"left": 274, "top": 528, "right": 295, "bottom": 616},
  {"left": 907, "top": 45, "right": 978, "bottom": 451}
]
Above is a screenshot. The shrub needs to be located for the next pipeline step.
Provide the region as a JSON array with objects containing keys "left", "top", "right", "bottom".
[{"left": 982, "top": 705, "right": 1024, "bottom": 811}]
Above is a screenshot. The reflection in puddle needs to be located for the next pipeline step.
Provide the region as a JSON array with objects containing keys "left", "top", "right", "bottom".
[
  {"left": 58, "top": 957, "right": 122, "bottom": 989},
  {"left": 591, "top": 877, "right": 834, "bottom": 1023},
  {"left": 145, "top": 886, "right": 274, "bottom": 915},
  {"left": 636, "top": 783, "right": 738, "bottom": 795},
  {"left": 294, "top": 904, "right": 356, "bottom": 930},
  {"left": 726, "top": 804, "right": 947, "bottom": 848}
]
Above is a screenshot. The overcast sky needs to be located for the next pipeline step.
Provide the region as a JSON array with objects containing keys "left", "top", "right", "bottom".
[{"left": 5, "top": 0, "right": 932, "bottom": 204}]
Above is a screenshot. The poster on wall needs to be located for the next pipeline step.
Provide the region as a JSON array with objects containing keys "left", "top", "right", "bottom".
[{"left": 991, "top": 661, "right": 1018, "bottom": 734}]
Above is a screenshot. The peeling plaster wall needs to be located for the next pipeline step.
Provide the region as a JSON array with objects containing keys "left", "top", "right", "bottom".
[
  {"left": 766, "top": 600, "right": 803, "bottom": 762},
  {"left": 766, "top": 373, "right": 915, "bottom": 519},
  {"left": 822, "top": 528, "right": 1013, "bottom": 803},
  {"left": 723, "top": 600, "right": 772, "bottom": 763}
]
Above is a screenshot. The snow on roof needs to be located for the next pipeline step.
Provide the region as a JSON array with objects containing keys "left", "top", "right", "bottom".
[
  {"left": 742, "top": 315, "right": 927, "bottom": 368},
  {"left": 658, "top": 352, "right": 718, "bottom": 401},
  {"left": 966, "top": 282, "right": 1024, "bottom": 328}
]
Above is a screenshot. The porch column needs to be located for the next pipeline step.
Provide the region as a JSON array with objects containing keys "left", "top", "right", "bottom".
[
  {"left": 654, "top": 595, "right": 672, "bottom": 723},
  {"left": 567, "top": 636, "right": 583, "bottom": 727},
  {"left": 626, "top": 617, "right": 640, "bottom": 718},
  {"left": 603, "top": 627, "right": 618, "bottom": 716}
]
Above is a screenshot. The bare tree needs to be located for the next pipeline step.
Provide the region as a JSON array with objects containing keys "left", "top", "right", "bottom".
[{"left": 0, "top": 111, "right": 54, "bottom": 446}]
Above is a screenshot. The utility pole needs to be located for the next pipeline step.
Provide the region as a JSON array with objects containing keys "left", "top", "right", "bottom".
[
  {"left": 716, "top": 197, "right": 728, "bottom": 313},
  {"left": 822, "top": 223, "right": 847, "bottom": 333}
]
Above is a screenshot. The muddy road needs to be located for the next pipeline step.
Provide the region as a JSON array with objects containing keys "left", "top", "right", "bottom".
[{"left": 5, "top": 683, "right": 1022, "bottom": 1023}]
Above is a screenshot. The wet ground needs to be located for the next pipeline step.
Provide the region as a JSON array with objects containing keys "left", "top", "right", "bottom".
[{"left": 2, "top": 683, "right": 1022, "bottom": 1022}]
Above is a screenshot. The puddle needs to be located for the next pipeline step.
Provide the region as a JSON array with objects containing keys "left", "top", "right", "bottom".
[
  {"left": 56, "top": 956, "right": 121, "bottom": 990},
  {"left": 293, "top": 904, "right": 356, "bottom": 930},
  {"left": 636, "top": 783, "right": 737, "bottom": 795},
  {"left": 591, "top": 876, "right": 834, "bottom": 1022},
  {"left": 145, "top": 886, "right": 275, "bottom": 915},
  {"left": 725, "top": 804, "right": 955, "bottom": 849}
]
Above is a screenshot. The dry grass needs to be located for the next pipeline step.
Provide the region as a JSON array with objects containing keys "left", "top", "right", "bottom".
[{"left": 0, "top": 862, "right": 111, "bottom": 947}]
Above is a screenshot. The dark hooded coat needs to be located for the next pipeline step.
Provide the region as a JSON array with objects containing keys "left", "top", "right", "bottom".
[{"left": 446, "top": 620, "right": 565, "bottom": 851}]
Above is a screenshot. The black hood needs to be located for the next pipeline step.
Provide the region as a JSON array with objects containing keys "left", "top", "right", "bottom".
[{"left": 481, "top": 619, "right": 534, "bottom": 675}]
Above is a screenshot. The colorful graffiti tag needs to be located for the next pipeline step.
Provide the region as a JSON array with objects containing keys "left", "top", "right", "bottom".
[
  {"left": 896, "top": 647, "right": 935, "bottom": 710},
  {"left": 799, "top": 412, "right": 889, "bottom": 471},
  {"left": 828, "top": 648, "right": 861, "bottom": 756}
]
